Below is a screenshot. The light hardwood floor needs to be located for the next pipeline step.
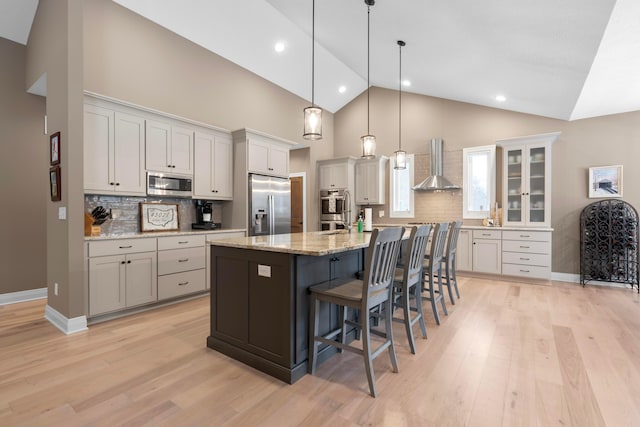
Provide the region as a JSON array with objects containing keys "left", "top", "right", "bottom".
[{"left": 1, "top": 276, "right": 639, "bottom": 426}]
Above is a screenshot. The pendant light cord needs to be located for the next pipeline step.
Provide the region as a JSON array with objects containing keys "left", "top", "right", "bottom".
[
  {"left": 398, "top": 42, "right": 402, "bottom": 151},
  {"left": 367, "top": 3, "right": 371, "bottom": 134},
  {"left": 311, "top": 0, "right": 315, "bottom": 107}
]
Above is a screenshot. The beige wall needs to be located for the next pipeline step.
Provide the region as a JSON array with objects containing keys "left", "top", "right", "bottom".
[
  {"left": 26, "top": 0, "right": 84, "bottom": 317},
  {"left": 334, "top": 86, "right": 640, "bottom": 275},
  {"left": 83, "top": 0, "right": 334, "bottom": 233},
  {"left": 0, "top": 38, "right": 46, "bottom": 294}
]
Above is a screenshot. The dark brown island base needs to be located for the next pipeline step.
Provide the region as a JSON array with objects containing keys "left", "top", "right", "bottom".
[{"left": 207, "top": 230, "right": 405, "bottom": 383}]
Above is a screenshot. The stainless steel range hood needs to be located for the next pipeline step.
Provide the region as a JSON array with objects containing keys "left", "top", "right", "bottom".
[{"left": 412, "top": 138, "right": 460, "bottom": 191}]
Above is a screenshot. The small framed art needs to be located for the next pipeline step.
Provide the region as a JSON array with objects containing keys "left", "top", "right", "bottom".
[
  {"left": 50, "top": 131, "right": 60, "bottom": 166},
  {"left": 140, "top": 203, "right": 180, "bottom": 232},
  {"left": 589, "top": 165, "right": 623, "bottom": 198},
  {"left": 50, "top": 166, "right": 61, "bottom": 201}
]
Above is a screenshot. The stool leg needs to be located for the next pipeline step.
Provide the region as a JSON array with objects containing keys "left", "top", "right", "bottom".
[
  {"left": 428, "top": 272, "right": 441, "bottom": 325},
  {"left": 385, "top": 296, "right": 399, "bottom": 373},
  {"left": 362, "top": 308, "right": 377, "bottom": 397},
  {"left": 339, "top": 305, "right": 348, "bottom": 352},
  {"left": 308, "top": 296, "right": 320, "bottom": 374},
  {"left": 445, "top": 259, "right": 456, "bottom": 305},
  {"left": 402, "top": 284, "right": 416, "bottom": 354},
  {"left": 437, "top": 268, "right": 448, "bottom": 316},
  {"left": 452, "top": 254, "right": 460, "bottom": 299},
  {"left": 413, "top": 281, "right": 427, "bottom": 339}
]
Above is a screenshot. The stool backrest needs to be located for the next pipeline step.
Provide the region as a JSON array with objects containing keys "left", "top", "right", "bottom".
[
  {"left": 446, "top": 221, "right": 463, "bottom": 258},
  {"left": 426, "top": 222, "right": 450, "bottom": 271},
  {"left": 402, "top": 225, "right": 432, "bottom": 288},
  {"left": 363, "top": 227, "right": 404, "bottom": 307}
]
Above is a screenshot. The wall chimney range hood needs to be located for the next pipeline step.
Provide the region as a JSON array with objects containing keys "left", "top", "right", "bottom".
[{"left": 412, "top": 138, "right": 460, "bottom": 191}]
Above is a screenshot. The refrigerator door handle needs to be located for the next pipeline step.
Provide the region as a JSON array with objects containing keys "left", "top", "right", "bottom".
[{"left": 269, "top": 194, "right": 275, "bottom": 234}]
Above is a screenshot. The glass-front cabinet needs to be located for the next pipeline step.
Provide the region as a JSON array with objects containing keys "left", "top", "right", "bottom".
[{"left": 498, "top": 132, "right": 560, "bottom": 227}]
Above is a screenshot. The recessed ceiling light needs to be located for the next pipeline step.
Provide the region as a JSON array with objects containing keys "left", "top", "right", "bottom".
[
  {"left": 338, "top": 85, "right": 347, "bottom": 93},
  {"left": 402, "top": 80, "right": 411, "bottom": 87},
  {"left": 495, "top": 95, "right": 507, "bottom": 102},
  {"left": 274, "top": 42, "right": 285, "bottom": 53}
]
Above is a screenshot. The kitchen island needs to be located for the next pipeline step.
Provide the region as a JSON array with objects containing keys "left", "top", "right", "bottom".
[{"left": 207, "top": 230, "right": 395, "bottom": 383}]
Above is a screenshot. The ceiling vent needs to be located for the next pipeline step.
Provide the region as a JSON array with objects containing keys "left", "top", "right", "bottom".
[{"left": 412, "top": 138, "right": 460, "bottom": 191}]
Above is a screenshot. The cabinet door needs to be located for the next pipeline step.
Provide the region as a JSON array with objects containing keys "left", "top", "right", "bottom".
[
  {"left": 472, "top": 239, "right": 502, "bottom": 274},
  {"left": 247, "top": 138, "right": 270, "bottom": 174},
  {"left": 146, "top": 120, "right": 172, "bottom": 172},
  {"left": 269, "top": 143, "right": 289, "bottom": 177},
  {"left": 318, "top": 164, "right": 333, "bottom": 189},
  {"left": 526, "top": 144, "right": 550, "bottom": 226},
  {"left": 194, "top": 131, "right": 215, "bottom": 198},
  {"left": 171, "top": 125, "right": 194, "bottom": 175},
  {"left": 84, "top": 104, "right": 114, "bottom": 193},
  {"left": 504, "top": 146, "right": 525, "bottom": 226},
  {"left": 456, "top": 229, "right": 472, "bottom": 271},
  {"left": 355, "top": 162, "right": 377, "bottom": 204},
  {"left": 213, "top": 136, "right": 233, "bottom": 198},
  {"left": 125, "top": 251, "right": 158, "bottom": 307},
  {"left": 114, "top": 112, "right": 146, "bottom": 195},
  {"left": 89, "top": 255, "right": 126, "bottom": 316}
]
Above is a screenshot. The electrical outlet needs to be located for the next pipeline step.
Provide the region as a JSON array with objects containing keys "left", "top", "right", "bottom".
[
  {"left": 110, "top": 209, "right": 121, "bottom": 219},
  {"left": 54, "top": 283, "right": 59, "bottom": 296},
  {"left": 379, "top": 210, "right": 385, "bottom": 218},
  {"left": 58, "top": 207, "right": 66, "bottom": 220}
]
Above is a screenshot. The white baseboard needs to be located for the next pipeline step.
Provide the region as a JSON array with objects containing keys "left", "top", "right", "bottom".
[
  {"left": 45, "top": 304, "right": 88, "bottom": 335},
  {"left": 0, "top": 288, "right": 47, "bottom": 305},
  {"left": 551, "top": 272, "right": 633, "bottom": 289}
]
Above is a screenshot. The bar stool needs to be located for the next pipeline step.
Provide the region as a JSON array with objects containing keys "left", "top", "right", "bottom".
[
  {"left": 308, "top": 227, "right": 404, "bottom": 397},
  {"left": 392, "top": 224, "right": 431, "bottom": 354},
  {"left": 422, "top": 222, "right": 450, "bottom": 325},
  {"left": 442, "top": 221, "right": 463, "bottom": 304}
]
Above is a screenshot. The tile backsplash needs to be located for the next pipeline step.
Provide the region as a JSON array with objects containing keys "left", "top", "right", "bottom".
[{"left": 85, "top": 195, "right": 223, "bottom": 236}]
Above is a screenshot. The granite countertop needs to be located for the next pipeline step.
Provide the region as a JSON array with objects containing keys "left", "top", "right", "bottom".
[
  {"left": 85, "top": 228, "right": 246, "bottom": 241},
  {"left": 209, "top": 229, "right": 410, "bottom": 256}
]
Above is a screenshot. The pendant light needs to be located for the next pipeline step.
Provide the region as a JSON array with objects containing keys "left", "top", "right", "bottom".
[
  {"left": 361, "top": 0, "right": 376, "bottom": 158},
  {"left": 394, "top": 40, "right": 407, "bottom": 170},
  {"left": 303, "top": 0, "right": 322, "bottom": 140}
]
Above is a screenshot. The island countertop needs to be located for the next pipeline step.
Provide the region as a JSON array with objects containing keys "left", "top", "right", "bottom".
[{"left": 208, "top": 229, "right": 409, "bottom": 256}]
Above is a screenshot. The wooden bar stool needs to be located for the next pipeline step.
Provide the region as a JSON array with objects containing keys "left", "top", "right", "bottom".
[
  {"left": 442, "top": 221, "right": 463, "bottom": 304},
  {"left": 422, "top": 222, "right": 450, "bottom": 325},
  {"left": 392, "top": 225, "right": 431, "bottom": 354},
  {"left": 308, "top": 227, "right": 404, "bottom": 397}
]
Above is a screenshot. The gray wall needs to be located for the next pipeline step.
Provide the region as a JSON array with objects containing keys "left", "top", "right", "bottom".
[
  {"left": 334, "top": 86, "right": 640, "bottom": 275},
  {"left": 0, "top": 37, "right": 46, "bottom": 294}
]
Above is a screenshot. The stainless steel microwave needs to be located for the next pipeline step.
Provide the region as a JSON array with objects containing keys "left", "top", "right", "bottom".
[{"left": 147, "top": 172, "right": 193, "bottom": 198}]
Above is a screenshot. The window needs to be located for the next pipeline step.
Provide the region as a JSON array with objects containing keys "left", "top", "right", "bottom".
[
  {"left": 390, "top": 154, "right": 414, "bottom": 218},
  {"left": 463, "top": 145, "right": 496, "bottom": 219}
]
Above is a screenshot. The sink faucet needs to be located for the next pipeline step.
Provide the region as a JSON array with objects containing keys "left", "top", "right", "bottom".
[{"left": 341, "top": 190, "right": 352, "bottom": 233}]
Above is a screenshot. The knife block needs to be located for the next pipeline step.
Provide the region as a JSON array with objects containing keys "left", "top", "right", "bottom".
[{"left": 84, "top": 213, "right": 101, "bottom": 237}]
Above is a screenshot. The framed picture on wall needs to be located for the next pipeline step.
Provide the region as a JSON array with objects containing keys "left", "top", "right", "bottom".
[
  {"left": 589, "top": 165, "right": 623, "bottom": 198},
  {"left": 50, "top": 131, "right": 60, "bottom": 166},
  {"left": 140, "top": 203, "right": 180, "bottom": 232},
  {"left": 50, "top": 166, "right": 61, "bottom": 201}
]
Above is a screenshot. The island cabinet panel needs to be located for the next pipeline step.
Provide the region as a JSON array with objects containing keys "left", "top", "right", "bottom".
[{"left": 208, "top": 245, "right": 363, "bottom": 384}]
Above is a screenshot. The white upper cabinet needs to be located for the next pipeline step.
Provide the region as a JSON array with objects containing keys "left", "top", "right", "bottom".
[
  {"left": 498, "top": 132, "right": 560, "bottom": 228},
  {"left": 194, "top": 131, "right": 233, "bottom": 200},
  {"left": 355, "top": 156, "right": 387, "bottom": 205},
  {"left": 319, "top": 162, "right": 349, "bottom": 190},
  {"left": 146, "top": 120, "right": 194, "bottom": 175},
  {"left": 84, "top": 104, "right": 146, "bottom": 196},
  {"left": 247, "top": 136, "right": 290, "bottom": 177}
]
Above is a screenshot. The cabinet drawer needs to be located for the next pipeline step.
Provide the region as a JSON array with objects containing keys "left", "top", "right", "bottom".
[
  {"left": 473, "top": 229, "right": 501, "bottom": 239},
  {"left": 158, "top": 247, "right": 205, "bottom": 275},
  {"left": 502, "top": 230, "right": 551, "bottom": 242},
  {"left": 502, "top": 240, "right": 550, "bottom": 254},
  {"left": 502, "top": 252, "right": 550, "bottom": 267},
  {"left": 158, "top": 269, "right": 206, "bottom": 299},
  {"left": 502, "top": 263, "right": 550, "bottom": 279},
  {"left": 89, "top": 238, "right": 156, "bottom": 257},
  {"left": 158, "top": 234, "right": 205, "bottom": 250}
]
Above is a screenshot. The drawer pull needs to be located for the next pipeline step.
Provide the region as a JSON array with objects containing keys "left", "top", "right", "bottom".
[
  {"left": 520, "top": 246, "right": 530, "bottom": 249},
  {"left": 178, "top": 241, "right": 189, "bottom": 244},
  {"left": 482, "top": 233, "right": 491, "bottom": 236},
  {"left": 519, "top": 269, "right": 530, "bottom": 273},
  {"left": 178, "top": 259, "right": 189, "bottom": 263},
  {"left": 520, "top": 235, "right": 530, "bottom": 238},
  {"left": 119, "top": 245, "right": 133, "bottom": 249},
  {"left": 178, "top": 281, "right": 189, "bottom": 286},
  {"left": 519, "top": 257, "right": 530, "bottom": 261}
]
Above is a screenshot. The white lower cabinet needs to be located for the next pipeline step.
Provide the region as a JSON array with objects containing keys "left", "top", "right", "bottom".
[
  {"left": 501, "top": 230, "right": 552, "bottom": 279},
  {"left": 157, "top": 235, "right": 206, "bottom": 299},
  {"left": 456, "top": 229, "right": 473, "bottom": 271},
  {"left": 472, "top": 229, "right": 502, "bottom": 274},
  {"left": 88, "top": 238, "right": 158, "bottom": 316}
]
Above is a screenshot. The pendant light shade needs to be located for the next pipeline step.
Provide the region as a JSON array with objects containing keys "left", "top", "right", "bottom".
[
  {"left": 361, "top": 0, "right": 376, "bottom": 158},
  {"left": 303, "top": 0, "right": 322, "bottom": 140},
  {"left": 394, "top": 40, "right": 407, "bottom": 170}
]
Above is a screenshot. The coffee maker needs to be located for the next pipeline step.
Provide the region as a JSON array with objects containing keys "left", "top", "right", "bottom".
[{"left": 192, "top": 200, "right": 216, "bottom": 230}]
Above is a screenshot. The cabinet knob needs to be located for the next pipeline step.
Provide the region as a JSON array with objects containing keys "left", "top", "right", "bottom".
[
  {"left": 110, "top": 182, "right": 115, "bottom": 186},
  {"left": 127, "top": 260, "right": 131, "bottom": 264},
  {"left": 115, "top": 183, "right": 120, "bottom": 186},
  {"left": 121, "top": 261, "right": 126, "bottom": 264}
]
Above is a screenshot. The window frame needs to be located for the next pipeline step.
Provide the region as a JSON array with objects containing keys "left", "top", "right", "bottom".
[
  {"left": 389, "top": 154, "right": 415, "bottom": 218},
  {"left": 462, "top": 145, "right": 496, "bottom": 219}
]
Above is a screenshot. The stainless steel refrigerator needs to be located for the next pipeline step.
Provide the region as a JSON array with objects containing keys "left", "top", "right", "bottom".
[{"left": 248, "top": 174, "right": 291, "bottom": 236}]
